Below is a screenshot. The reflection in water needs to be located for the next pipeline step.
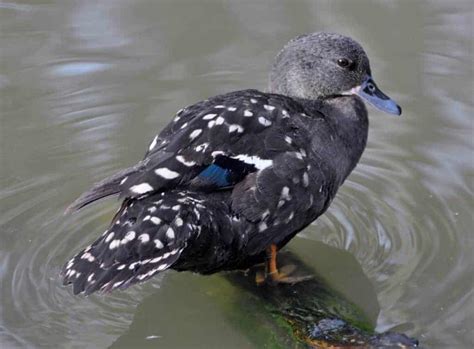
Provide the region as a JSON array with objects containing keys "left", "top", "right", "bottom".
[{"left": 0, "top": 1, "right": 472, "bottom": 348}]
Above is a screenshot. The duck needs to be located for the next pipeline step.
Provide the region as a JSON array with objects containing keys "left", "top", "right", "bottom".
[{"left": 62, "top": 32, "right": 401, "bottom": 295}]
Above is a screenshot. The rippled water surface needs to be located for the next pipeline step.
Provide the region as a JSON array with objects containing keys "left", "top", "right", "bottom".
[{"left": 1, "top": 1, "right": 472, "bottom": 348}]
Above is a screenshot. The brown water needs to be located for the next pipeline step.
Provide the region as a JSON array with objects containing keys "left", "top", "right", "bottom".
[{"left": 0, "top": 1, "right": 472, "bottom": 348}]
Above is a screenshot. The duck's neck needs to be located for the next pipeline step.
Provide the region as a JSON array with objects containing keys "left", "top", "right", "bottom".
[
  {"left": 302, "top": 95, "right": 369, "bottom": 184},
  {"left": 322, "top": 95, "right": 368, "bottom": 153}
]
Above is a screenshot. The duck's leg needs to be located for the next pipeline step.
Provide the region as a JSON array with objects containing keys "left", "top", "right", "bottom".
[{"left": 255, "top": 244, "right": 313, "bottom": 285}]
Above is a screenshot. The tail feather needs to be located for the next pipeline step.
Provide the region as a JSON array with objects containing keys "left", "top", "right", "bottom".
[
  {"left": 62, "top": 192, "right": 199, "bottom": 295},
  {"left": 65, "top": 164, "right": 145, "bottom": 213}
]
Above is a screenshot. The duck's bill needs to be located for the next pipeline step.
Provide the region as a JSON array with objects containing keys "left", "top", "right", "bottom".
[{"left": 350, "top": 76, "right": 402, "bottom": 116}]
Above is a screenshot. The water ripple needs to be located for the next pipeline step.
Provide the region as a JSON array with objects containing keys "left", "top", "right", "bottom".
[{"left": 1, "top": 177, "right": 165, "bottom": 347}]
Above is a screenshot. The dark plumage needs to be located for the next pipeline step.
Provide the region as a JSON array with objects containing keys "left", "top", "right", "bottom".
[{"left": 62, "top": 32, "right": 401, "bottom": 295}]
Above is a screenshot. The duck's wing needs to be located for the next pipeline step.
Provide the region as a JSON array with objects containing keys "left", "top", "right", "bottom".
[{"left": 67, "top": 90, "right": 306, "bottom": 212}]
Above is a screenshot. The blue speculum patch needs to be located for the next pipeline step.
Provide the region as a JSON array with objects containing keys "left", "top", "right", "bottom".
[{"left": 197, "top": 163, "right": 231, "bottom": 187}]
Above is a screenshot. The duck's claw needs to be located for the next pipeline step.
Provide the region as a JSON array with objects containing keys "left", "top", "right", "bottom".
[{"left": 256, "top": 263, "right": 313, "bottom": 285}]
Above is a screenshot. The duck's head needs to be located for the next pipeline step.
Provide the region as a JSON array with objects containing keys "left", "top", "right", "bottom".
[{"left": 269, "top": 32, "right": 401, "bottom": 115}]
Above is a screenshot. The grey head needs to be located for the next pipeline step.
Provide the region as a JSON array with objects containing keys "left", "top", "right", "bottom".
[{"left": 269, "top": 32, "right": 401, "bottom": 115}]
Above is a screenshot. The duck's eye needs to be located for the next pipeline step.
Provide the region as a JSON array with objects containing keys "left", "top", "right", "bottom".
[{"left": 337, "top": 58, "right": 351, "bottom": 68}]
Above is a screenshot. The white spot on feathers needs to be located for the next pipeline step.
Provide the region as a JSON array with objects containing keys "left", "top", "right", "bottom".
[
  {"left": 155, "top": 168, "right": 180, "bottom": 179},
  {"left": 120, "top": 176, "right": 128, "bottom": 185},
  {"left": 244, "top": 110, "right": 253, "bottom": 117},
  {"left": 282, "top": 109, "right": 290, "bottom": 118},
  {"left": 121, "top": 230, "right": 137, "bottom": 245},
  {"left": 258, "top": 222, "right": 268, "bottom": 232},
  {"left": 227, "top": 106, "right": 237, "bottom": 111},
  {"left": 130, "top": 183, "right": 154, "bottom": 194},
  {"left": 87, "top": 273, "right": 95, "bottom": 282},
  {"left": 105, "top": 232, "right": 115, "bottom": 243},
  {"left": 250, "top": 98, "right": 257, "bottom": 104},
  {"left": 228, "top": 124, "right": 244, "bottom": 133},
  {"left": 208, "top": 120, "right": 216, "bottom": 128},
  {"left": 193, "top": 208, "right": 201, "bottom": 220},
  {"left": 180, "top": 122, "right": 188, "bottom": 129},
  {"left": 154, "top": 239, "right": 164, "bottom": 249},
  {"left": 170, "top": 248, "right": 181, "bottom": 255},
  {"left": 150, "top": 216, "right": 161, "bottom": 225},
  {"left": 152, "top": 257, "right": 164, "bottom": 264},
  {"left": 202, "top": 113, "right": 217, "bottom": 120},
  {"left": 157, "top": 264, "right": 169, "bottom": 271},
  {"left": 284, "top": 136, "right": 292, "bottom": 144},
  {"left": 81, "top": 252, "right": 95, "bottom": 262},
  {"left": 128, "top": 262, "right": 138, "bottom": 270},
  {"left": 215, "top": 116, "right": 225, "bottom": 125},
  {"left": 175, "top": 217, "right": 183, "bottom": 226},
  {"left": 214, "top": 105, "right": 225, "bottom": 109},
  {"left": 264, "top": 104, "right": 275, "bottom": 111},
  {"left": 139, "top": 234, "right": 150, "bottom": 243},
  {"left": 109, "top": 239, "right": 120, "bottom": 250},
  {"left": 117, "top": 264, "right": 126, "bottom": 270},
  {"left": 176, "top": 155, "right": 196, "bottom": 167},
  {"left": 66, "top": 259, "right": 74, "bottom": 270},
  {"left": 306, "top": 194, "right": 314, "bottom": 209},
  {"left": 258, "top": 117, "right": 272, "bottom": 127},
  {"left": 281, "top": 186, "right": 291, "bottom": 200},
  {"left": 195, "top": 143, "right": 209, "bottom": 152},
  {"left": 302, "top": 172, "right": 309, "bottom": 187},
  {"left": 166, "top": 227, "right": 175, "bottom": 239},
  {"left": 148, "top": 136, "right": 158, "bottom": 151},
  {"left": 189, "top": 129, "right": 202, "bottom": 140}
]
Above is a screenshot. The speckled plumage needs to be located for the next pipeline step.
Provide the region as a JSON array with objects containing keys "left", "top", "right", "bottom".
[{"left": 63, "top": 33, "right": 400, "bottom": 295}]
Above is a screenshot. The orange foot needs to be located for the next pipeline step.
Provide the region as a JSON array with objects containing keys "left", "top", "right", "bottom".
[{"left": 255, "top": 244, "right": 313, "bottom": 285}]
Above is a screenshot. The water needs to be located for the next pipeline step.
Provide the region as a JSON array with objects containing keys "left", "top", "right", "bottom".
[{"left": 0, "top": 0, "right": 472, "bottom": 348}]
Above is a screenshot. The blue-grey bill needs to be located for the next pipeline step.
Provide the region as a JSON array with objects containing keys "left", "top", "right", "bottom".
[{"left": 354, "top": 77, "right": 402, "bottom": 116}]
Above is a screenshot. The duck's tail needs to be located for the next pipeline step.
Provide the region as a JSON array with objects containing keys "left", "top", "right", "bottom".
[
  {"left": 65, "top": 163, "right": 145, "bottom": 214},
  {"left": 62, "top": 191, "right": 208, "bottom": 295}
]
